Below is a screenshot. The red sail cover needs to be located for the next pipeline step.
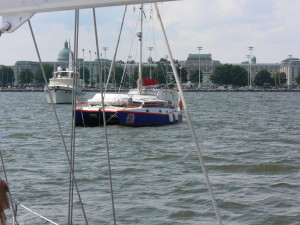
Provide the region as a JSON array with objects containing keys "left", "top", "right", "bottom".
[{"left": 142, "top": 78, "right": 159, "bottom": 86}]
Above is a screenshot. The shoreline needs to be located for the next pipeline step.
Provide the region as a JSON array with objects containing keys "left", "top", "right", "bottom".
[{"left": 0, "top": 88, "right": 299, "bottom": 92}]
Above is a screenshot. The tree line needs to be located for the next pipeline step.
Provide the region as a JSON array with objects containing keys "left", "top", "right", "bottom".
[
  {"left": 0, "top": 58, "right": 189, "bottom": 88},
  {"left": 1, "top": 62, "right": 300, "bottom": 88},
  {"left": 209, "top": 64, "right": 289, "bottom": 87}
]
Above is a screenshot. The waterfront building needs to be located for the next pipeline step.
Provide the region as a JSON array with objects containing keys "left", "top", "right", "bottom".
[
  {"left": 280, "top": 56, "right": 300, "bottom": 86},
  {"left": 13, "top": 61, "right": 40, "bottom": 86},
  {"left": 236, "top": 56, "right": 280, "bottom": 85},
  {"left": 182, "top": 53, "right": 221, "bottom": 86},
  {"left": 181, "top": 53, "right": 283, "bottom": 86},
  {"left": 12, "top": 40, "right": 110, "bottom": 87},
  {"left": 6, "top": 41, "right": 300, "bottom": 87}
]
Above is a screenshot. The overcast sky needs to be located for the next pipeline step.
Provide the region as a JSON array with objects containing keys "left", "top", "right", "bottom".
[{"left": 1, "top": 0, "right": 300, "bottom": 66}]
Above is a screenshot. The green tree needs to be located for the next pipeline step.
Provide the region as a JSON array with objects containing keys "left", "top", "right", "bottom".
[
  {"left": 121, "top": 59, "right": 187, "bottom": 87},
  {"left": 0, "top": 66, "right": 14, "bottom": 87},
  {"left": 210, "top": 64, "right": 247, "bottom": 86},
  {"left": 230, "top": 65, "right": 248, "bottom": 86},
  {"left": 156, "top": 62, "right": 168, "bottom": 84},
  {"left": 274, "top": 72, "right": 287, "bottom": 85},
  {"left": 35, "top": 64, "right": 54, "bottom": 83},
  {"left": 210, "top": 64, "right": 232, "bottom": 86},
  {"left": 178, "top": 67, "right": 188, "bottom": 83},
  {"left": 296, "top": 73, "right": 300, "bottom": 85},
  {"left": 280, "top": 72, "right": 287, "bottom": 85},
  {"left": 19, "top": 68, "right": 34, "bottom": 85},
  {"left": 254, "top": 69, "right": 274, "bottom": 86},
  {"left": 111, "top": 66, "right": 124, "bottom": 85},
  {"left": 189, "top": 70, "right": 203, "bottom": 84},
  {"left": 79, "top": 67, "right": 90, "bottom": 85}
]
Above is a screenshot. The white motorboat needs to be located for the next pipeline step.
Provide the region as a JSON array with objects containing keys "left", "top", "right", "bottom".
[{"left": 44, "top": 66, "right": 84, "bottom": 104}]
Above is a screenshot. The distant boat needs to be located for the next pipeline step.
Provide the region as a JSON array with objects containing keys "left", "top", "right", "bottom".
[
  {"left": 75, "top": 88, "right": 182, "bottom": 126},
  {"left": 75, "top": 4, "right": 182, "bottom": 126},
  {"left": 44, "top": 66, "right": 84, "bottom": 104}
]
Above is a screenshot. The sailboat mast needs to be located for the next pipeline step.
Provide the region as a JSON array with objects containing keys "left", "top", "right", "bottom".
[{"left": 137, "top": 3, "right": 143, "bottom": 91}]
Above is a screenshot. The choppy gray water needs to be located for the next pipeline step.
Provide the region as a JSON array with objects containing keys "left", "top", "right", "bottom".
[{"left": 0, "top": 91, "right": 299, "bottom": 225}]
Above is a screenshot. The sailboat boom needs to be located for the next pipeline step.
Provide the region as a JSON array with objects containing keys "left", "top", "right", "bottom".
[
  {"left": 0, "top": 0, "right": 176, "bottom": 34},
  {"left": 0, "top": 0, "right": 175, "bottom": 16}
]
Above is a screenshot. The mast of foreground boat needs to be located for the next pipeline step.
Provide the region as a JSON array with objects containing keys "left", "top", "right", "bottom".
[{"left": 137, "top": 3, "right": 144, "bottom": 93}]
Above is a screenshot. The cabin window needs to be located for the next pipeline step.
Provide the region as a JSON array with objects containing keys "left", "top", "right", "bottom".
[{"left": 142, "top": 102, "right": 162, "bottom": 108}]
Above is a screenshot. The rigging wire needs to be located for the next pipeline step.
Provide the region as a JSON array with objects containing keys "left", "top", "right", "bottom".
[
  {"left": 154, "top": 3, "right": 223, "bottom": 225},
  {"left": 27, "top": 20, "right": 89, "bottom": 225},
  {"left": 0, "top": 151, "right": 17, "bottom": 224},
  {"left": 118, "top": 7, "right": 141, "bottom": 92},
  {"left": 104, "top": 5, "right": 128, "bottom": 94},
  {"left": 92, "top": 8, "right": 117, "bottom": 225},
  {"left": 68, "top": 9, "right": 80, "bottom": 225}
]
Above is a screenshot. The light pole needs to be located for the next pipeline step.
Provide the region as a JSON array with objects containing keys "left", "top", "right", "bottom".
[
  {"left": 148, "top": 47, "right": 153, "bottom": 79},
  {"left": 82, "top": 49, "right": 85, "bottom": 83},
  {"left": 94, "top": 51, "right": 97, "bottom": 87},
  {"left": 197, "top": 46, "right": 202, "bottom": 88},
  {"left": 248, "top": 46, "right": 254, "bottom": 87},
  {"left": 103, "top": 47, "right": 108, "bottom": 85},
  {"left": 165, "top": 55, "right": 168, "bottom": 83},
  {"left": 128, "top": 55, "right": 132, "bottom": 88},
  {"left": 165, "top": 55, "right": 168, "bottom": 73},
  {"left": 179, "top": 66, "right": 182, "bottom": 84},
  {"left": 246, "top": 55, "right": 250, "bottom": 87},
  {"left": 1, "top": 69, "right": 3, "bottom": 87},
  {"left": 100, "top": 53, "right": 103, "bottom": 88},
  {"left": 89, "top": 50, "right": 92, "bottom": 87},
  {"left": 205, "top": 54, "right": 208, "bottom": 86}
]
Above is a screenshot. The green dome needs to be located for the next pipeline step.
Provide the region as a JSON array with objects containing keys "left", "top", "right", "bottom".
[
  {"left": 57, "top": 40, "right": 73, "bottom": 62},
  {"left": 251, "top": 55, "right": 256, "bottom": 64},
  {"left": 147, "top": 56, "right": 153, "bottom": 63}
]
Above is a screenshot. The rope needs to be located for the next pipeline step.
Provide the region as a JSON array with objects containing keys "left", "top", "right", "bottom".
[
  {"left": 19, "top": 204, "right": 59, "bottom": 225},
  {"left": 93, "top": 8, "right": 117, "bottom": 225},
  {"left": 154, "top": 3, "right": 223, "bottom": 225},
  {"left": 27, "top": 20, "right": 89, "bottom": 225}
]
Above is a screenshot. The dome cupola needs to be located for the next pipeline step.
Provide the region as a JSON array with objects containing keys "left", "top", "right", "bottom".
[{"left": 57, "top": 40, "right": 73, "bottom": 62}]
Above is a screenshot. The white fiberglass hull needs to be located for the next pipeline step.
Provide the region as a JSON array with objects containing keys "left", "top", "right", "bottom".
[{"left": 45, "top": 86, "right": 76, "bottom": 104}]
